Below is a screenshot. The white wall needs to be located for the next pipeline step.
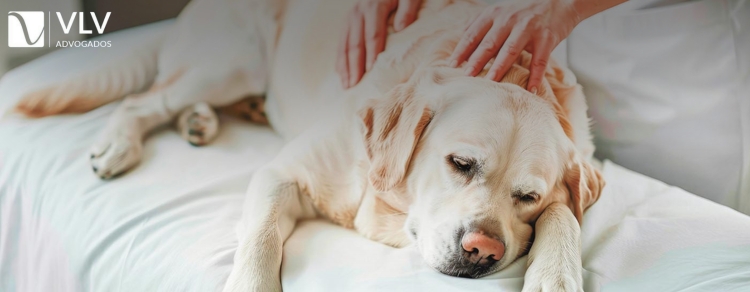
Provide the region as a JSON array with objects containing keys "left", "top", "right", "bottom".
[
  {"left": 0, "top": 37, "right": 7, "bottom": 77},
  {"left": 1, "top": 0, "right": 82, "bottom": 76}
]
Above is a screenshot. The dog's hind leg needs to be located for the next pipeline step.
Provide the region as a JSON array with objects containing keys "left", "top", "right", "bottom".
[
  {"left": 89, "top": 84, "right": 175, "bottom": 179},
  {"left": 176, "top": 102, "right": 220, "bottom": 146},
  {"left": 90, "top": 66, "right": 257, "bottom": 179},
  {"left": 175, "top": 95, "right": 270, "bottom": 147},
  {"left": 218, "top": 95, "right": 269, "bottom": 125},
  {"left": 13, "top": 36, "right": 162, "bottom": 117}
]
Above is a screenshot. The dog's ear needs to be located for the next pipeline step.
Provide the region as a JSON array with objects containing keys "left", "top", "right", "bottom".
[
  {"left": 564, "top": 156, "right": 605, "bottom": 224},
  {"left": 359, "top": 82, "right": 433, "bottom": 193}
]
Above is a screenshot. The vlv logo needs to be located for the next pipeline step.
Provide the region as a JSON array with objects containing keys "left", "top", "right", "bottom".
[
  {"left": 8, "top": 11, "right": 111, "bottom": 48},
  {"left": 8, "top": 11, "right": 45, "bottom": 47}
]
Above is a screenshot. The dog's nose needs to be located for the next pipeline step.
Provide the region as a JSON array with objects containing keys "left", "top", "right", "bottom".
[{"left": 461, "top": 231, "right": 505, "bottom": 264}]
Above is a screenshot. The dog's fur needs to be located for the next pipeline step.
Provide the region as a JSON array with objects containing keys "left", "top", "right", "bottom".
[{"left": 12, "top": 0, "right": 604, "bottom": 291}]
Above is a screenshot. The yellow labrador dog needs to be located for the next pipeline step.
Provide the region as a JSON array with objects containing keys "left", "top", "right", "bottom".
[{"left": 13, "top": 0, "right": 603, "bottom": 291}]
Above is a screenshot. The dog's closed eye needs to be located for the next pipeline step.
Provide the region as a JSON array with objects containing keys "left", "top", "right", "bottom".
[
  {"left": 448, "top": 155, "right": 474, "bottom": 173},
  {"left": 512, "top": 191, "right": 540, "bottom": 204}
]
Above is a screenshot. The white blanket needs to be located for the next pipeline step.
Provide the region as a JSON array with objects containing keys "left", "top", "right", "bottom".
[{"left": 2, "top": 20, "right": 750, "bottom": 292}]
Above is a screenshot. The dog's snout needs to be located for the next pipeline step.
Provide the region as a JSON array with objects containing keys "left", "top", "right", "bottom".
[
  {"left": 461, "top": 231, "right": 505, "bottom": 265},
  {"left": 435, "top": 229, "right": 505, "bottom": 278}
]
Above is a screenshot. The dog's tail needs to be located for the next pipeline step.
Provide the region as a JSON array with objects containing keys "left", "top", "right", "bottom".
[{"left": 13, "top": 37, "right": 162, "bottom": 118}]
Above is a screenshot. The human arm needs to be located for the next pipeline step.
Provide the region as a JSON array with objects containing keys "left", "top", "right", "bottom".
[{"left": 448, "top": 0, "right": 626, "bottom": 93}]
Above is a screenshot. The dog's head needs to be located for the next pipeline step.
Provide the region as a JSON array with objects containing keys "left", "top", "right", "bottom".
[{"left": 359, "top": 66, "right": 603, "bottom": 278}]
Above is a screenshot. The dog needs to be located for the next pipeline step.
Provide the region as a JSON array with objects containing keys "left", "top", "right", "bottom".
[
  {"left": 12, "top": 0, "right": 604, "bottom": 291},
  {"left": 13, "top": 0, "right": 273, "bottom": 178}
]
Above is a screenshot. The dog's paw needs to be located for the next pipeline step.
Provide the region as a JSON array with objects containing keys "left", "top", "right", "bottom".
[
  {"left": 521, "top": 267, "right": 583, "bottom": 292},
  {"left": 90, "top": 131, "right": 143, "bottom": 179},
  {"left": 177, "top": 102, "right": 219, "bottom": 146},
  {"left": 222, "top": 273, "right": 282, "bottom": 292}
]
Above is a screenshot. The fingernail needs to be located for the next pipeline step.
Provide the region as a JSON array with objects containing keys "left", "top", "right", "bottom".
[
  {"left": 530, "top": 86, "right": 538, "bottom": 95},
  {"left": 486, "top": 72, "right": 495, "bottom": 81},
  {"left": 448, "top": 59, "right": 458, "bottom": 68},
  {"left": 464, "top": 66, "right": 474, "bottom": 75}
]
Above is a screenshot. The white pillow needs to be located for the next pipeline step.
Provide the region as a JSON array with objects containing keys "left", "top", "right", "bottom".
[{"left": 566, "top": 0, "right": 750, "bottom": 211}]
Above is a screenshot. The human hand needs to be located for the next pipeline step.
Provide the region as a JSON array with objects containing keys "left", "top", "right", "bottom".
[
  {"left": 337, "top": 0, "right": 423, "bottom": 88},
  {"left": 447, "top": 0, "right": 583, "bottom": 94}
]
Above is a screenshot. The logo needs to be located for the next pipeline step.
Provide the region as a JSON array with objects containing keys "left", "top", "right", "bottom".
[
  {"left": 7, "top": 11, "right": 113, "bottom": 48},
  {"left": 8, "top": 11, "right": 45, "bottom": 47}
]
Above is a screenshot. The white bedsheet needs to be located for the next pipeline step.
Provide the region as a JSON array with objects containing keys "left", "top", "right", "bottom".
[{"left": 2, "top": 21, "right": 750, "bottom": 292}]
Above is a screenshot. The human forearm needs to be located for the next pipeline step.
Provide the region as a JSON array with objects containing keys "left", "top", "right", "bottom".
[{"left": 572, "top": 0, "right": 628, "bottom": 22}]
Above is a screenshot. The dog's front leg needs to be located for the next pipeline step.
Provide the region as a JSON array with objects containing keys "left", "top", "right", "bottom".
[
  {"left": 223, "top": 166, "right": 315, "bottom": 292},
  {"left": 522, "top": 202, "right": 584, "bottom": 292}
]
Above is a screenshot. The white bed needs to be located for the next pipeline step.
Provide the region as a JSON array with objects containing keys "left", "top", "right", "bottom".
[{"left": 2, "top": 21, "right": 750, "bottom": 292}]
